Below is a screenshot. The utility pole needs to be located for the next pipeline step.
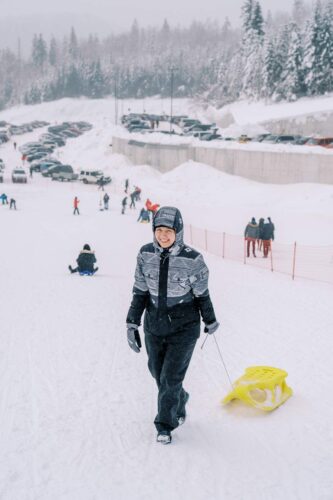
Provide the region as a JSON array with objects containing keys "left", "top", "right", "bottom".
[
  {"left": 169, "top": 67, "right": 175, "bottom": 133},
  {"left": 114, "top": 74, "right": 118, "bottom": 125}
]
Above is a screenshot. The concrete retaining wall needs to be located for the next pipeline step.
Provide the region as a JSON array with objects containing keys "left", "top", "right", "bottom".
[{"left": 112, "top": 136, "right": 333, "bottom": 184}]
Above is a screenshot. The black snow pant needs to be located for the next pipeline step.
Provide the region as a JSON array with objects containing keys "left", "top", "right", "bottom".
[{"left": 145, "top": 332, "right": 197, "bottom": 432}]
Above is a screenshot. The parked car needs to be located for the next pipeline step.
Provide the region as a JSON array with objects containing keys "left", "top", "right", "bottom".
[
  {"left": 305, "top": 137, "right": 333, "bottom": 147},
  {"left": 12, "top": 168, "right": 27, "bottom": 183},
  {"left": 0, "top": 158, "right": 5, "bottom": 170},
  {"left": 31, "top": 159, "right": 61, "bottom": 173},
  {"left": 26, "top": 152, "right": 49, "bottom": 162},
  {"left": 47, "top": 165, "right": 78, "bottom": 181},
  {"left": 79, "top": 170, "right": 111, "bottom": 184},
  {"left": 292, "top": 136, "right": 312, "bottom": 145},
  {"left": 251, "top": 133, "right": 271, "bottom": 142},
  {"left": 275, "top": 135, "right": 300, "bottom": 144},
  {"left": 0, "top": 170, "right": 3, "bottom": 183},
  {"left": 199, "top": 133, "right": 222, "bottom": 141}
]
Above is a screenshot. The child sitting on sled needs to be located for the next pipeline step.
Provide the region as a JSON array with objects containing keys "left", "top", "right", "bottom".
[{"left": 69, "top": 244, "right": 98, "bottom": 275}]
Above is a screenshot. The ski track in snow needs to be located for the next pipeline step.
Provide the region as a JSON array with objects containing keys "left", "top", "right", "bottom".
[{"left": 0, "top": 101, "right": 332, "bottom": 500}]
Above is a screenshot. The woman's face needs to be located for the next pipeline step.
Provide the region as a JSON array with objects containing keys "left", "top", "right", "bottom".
[{"left": 155, "top": 226, "right": 176, "bottom": 248}]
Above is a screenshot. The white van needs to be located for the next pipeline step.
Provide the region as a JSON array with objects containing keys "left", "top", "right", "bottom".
[{"left": 79, "top": 170, "right": 104, "bottom": 184}]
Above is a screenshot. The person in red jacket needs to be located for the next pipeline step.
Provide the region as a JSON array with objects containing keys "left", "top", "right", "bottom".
[
  {"left": 145, "top": 198, "right": 152, "bottom": 211},
  {"left": 73, "top": 196, "right": 80, "bottom": 215},
  {"left": 150, "top": 203, "right": 160, "bottom": 214}
]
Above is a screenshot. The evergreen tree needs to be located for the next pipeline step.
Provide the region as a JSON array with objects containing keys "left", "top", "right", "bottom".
[
  {"left": 252, "top": 2, "right": 265, "bottom": 36},
  {"left": 49, "top": 37, "right": 58, "bottom": 67},
  {"left": 241, "top": 0, "right": 254, "bottom": 35},
  {"left": 69, "top": 27, "right": 79, "bottom": 61},
  {"left": 279, "top": 23, "right": 305, "bottom": 100},
  {"left": 31, "top": 34, "right": 47, "bottom": 70},
  {"left": 304, "top": 1, "right": 331, "bottom": 95}
]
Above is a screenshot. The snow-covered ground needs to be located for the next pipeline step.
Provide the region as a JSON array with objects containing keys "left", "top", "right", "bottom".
[{"left": 0, "top": 97, "right": 333, "bottom": 499}]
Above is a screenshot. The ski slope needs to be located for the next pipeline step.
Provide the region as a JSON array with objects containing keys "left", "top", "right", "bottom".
[{"left": 0, "top": 98, "right": 332, "bottom": 500}]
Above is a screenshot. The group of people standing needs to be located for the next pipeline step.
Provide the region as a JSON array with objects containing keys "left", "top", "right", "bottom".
[
  {"left": 1, "top": 193, "right": 17, "bottom": 209},
  {"left": 244, "top": 217, "right": 275, "bottom": 258}
]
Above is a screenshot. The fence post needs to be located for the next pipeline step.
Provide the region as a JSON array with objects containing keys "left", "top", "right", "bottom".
[
  {"left": 222, "top": 232, "right": 225, "bottom": 259},
  {"left": 292, "top": 242, "right": 297, "bottom": 280},
  {"left": 270, "top": 241, "right": 274, "bottom": 272},
  {"left": 205, "top": 229, "right": 208, "bottom": 251}
]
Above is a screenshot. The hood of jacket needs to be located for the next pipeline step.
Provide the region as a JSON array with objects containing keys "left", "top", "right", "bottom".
[{"left": 152, "top": 206, "right": 184, "bottom": 255}]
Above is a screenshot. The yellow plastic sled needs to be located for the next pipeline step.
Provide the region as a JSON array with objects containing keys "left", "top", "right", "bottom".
[{"left": 223, "top": 366, "right": 293, "bottom": 411}]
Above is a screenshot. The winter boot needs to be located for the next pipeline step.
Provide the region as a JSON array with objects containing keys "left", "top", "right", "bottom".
[
  {"left": 177, "top": 391, "right": 190, "bottom": 426},
  {"left": 68, "top": 265, "right": 75, "bottom": 274},
  {"left": 156, "top": 430, "right": 172, "bottom": 445}
]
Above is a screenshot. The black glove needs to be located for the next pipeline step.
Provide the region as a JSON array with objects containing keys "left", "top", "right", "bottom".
[
  {"left": 204, "top": 321, "right": 220, "bottom": 335},
  {"left": 127, "top": 323, "right": 142, "bottom": 353}
]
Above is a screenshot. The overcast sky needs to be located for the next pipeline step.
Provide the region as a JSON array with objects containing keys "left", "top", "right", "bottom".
[{"left": 1, "top": 0, "right": 295, "bottom": 31}]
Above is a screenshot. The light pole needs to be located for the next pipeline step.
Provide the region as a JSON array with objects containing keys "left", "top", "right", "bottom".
[
  {"left": 114, "top": 72, "right": 119, "bottom": 125},
  {"left": 169, "top": 67, "right": 177, "bottom": 133}
]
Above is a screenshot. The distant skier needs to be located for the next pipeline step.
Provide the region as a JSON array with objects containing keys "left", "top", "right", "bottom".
[
  {"left": 126, "top": 206, "right": 219, "bottom": 445},
  {"left": 137, "top": 207, "right": 150, "bottom": 223},
  {"left": 9, "top": 198, "right": 16, "bottom": 210},
  {"left": 103, "top": 192, "right": 110, "bottom": 210},
  {"left": 133, "top": 186, "right": 141, "bottom": 201},
  {"left": 69, "top": 244, "right": 98, "bottom": 275},
  {"left": 1, "top": 193, "right": 8, "bottom": 205},
  {"left": 129, "top": 191, "right": 136, "bottom": 209},
  {"left": 125, "top": 178, "right": 129, "bottom": 193},
  {"left": 73, "top": 196, "right": 80, "bottom": 215},
  {"left": 121, "top": 196, "right": 127, "bottom": 214},
  {"left": 97, "top": 176, "right": 105, "bottom": 191},
  {"left": 13, "top": 141, "right": 17, "bottom": 150}
]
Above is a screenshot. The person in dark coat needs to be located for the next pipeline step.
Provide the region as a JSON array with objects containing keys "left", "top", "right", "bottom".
[
  {"left": 126, "top": 206, "right": 219, "bottom": 444},
  {"left": 137, "top": 207, "right": 150, "bottom": 223},
  {"left": 103, "top": 192, "right": 110, "bottom": 210},
  {"left": 121, "top": 196, "right": 127, "bottom": 214},
  {"left": 69, "top": 244, "right": 98, "bottom": 274},
  {"left": 257, "top": 218, "right": 265, "bottom": 250},
  {"left": 262, "top": 220, "right": 275, "bottom": 258},
  {"left": 244, "top": 217, "right": 259, "bottom": 257},
  {"left": 9, "top": 198, "right": 16, "bottom": 210},
  {"left": 129, "top": 191, "right": 136, "bottom": 209},
  {"left": 267, "top": 217, "right": 275, "bottom": 241}
]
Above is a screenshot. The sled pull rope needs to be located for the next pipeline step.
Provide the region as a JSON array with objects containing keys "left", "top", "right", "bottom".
[
  {"left": 201, "top": 332, "right": 234, "bottom": 390},
  {"left": 212, "top": 333, "right": 234, "bottom": 390}
]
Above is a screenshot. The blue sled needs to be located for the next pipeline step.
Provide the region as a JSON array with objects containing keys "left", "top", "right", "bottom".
[{"left": 79, "top": 269, "right": 97, "bottom": 276}]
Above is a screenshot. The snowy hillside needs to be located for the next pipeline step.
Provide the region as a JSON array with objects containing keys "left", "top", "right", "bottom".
[{"left": 0, "top": 97, "right": 332, "bottom": 500}]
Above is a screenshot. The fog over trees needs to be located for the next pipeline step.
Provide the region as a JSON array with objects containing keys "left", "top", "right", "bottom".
[{"left": 0, "top": 0, "right": 332, "bottom": 110}]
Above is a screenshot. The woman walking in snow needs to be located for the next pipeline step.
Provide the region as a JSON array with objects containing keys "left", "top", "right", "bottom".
[{"left": 126, "top": 206, "right": 219, "bottom": 444}]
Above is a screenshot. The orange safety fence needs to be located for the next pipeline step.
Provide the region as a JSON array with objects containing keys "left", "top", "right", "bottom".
[{"left": 185, "top": 224, "right": 333, "bottom": 285}]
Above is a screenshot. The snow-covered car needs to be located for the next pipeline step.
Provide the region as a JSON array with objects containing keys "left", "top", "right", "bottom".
[
  {"left": 12, "top": 168, "right": 27, "bottom": 183},
  {"left": 79, "top": 170, "right": 105, "bottom": 184}
]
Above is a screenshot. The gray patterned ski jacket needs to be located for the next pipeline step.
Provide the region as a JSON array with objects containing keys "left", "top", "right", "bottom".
[{"left": 126, "top": 207, "right": 217, "bottom": 338}]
